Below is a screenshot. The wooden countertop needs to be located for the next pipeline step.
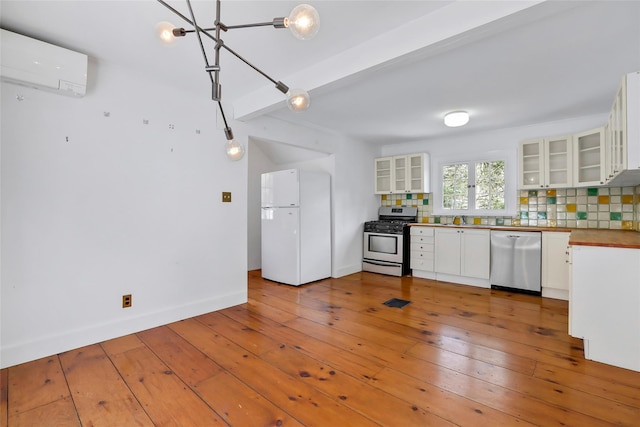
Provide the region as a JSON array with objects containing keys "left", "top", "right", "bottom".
[
  {"left": 409, "top": 223, "right": 640, "bottom": 249},
  {"left": 568, "top": 229, "right": 640, "bottom": 249}
]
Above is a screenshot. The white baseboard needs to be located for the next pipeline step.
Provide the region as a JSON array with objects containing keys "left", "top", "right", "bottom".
[
  {"left": 333, "top": 263, "right": 362, "bottom": 278},
  {"left": 434, "top": 272, "right": 491, "bottom": 288},
  {"left": 410, "top": 269, "right": 490, "bottom": 288},
  {"left": 542, "top": 287, "right": 569, "bottom": 301},
  {"left": 412, "top": 269, "right": 436, "bottom": 280},
  {"left": 1, "top": 291, "right": 247, "bottom": 369}
]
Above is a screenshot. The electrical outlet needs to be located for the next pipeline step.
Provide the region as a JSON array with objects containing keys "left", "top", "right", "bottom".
[
  {"left": 122, "top": 294, "right": 132, "bottom": 308},
  {"left": 222, "top": 192, "right": 232, "bottom": 203}
]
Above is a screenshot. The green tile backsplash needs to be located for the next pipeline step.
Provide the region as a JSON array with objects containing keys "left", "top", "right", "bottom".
[{"left": 380, "top": 185, "right": 640, "bottom": 230}]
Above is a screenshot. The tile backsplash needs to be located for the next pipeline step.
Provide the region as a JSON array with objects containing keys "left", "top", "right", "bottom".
[{"left": 380, "top": 185, "right": 640, "bottom": 231}]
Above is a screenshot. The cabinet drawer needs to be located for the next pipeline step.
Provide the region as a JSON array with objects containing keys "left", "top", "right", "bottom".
[
  {"left": 411, "top": 243, "right": 434, "bottom": 252},
  {"left": 411, "top": 257, "right": 434, "bottom": 271},
  {"left": 410, "top": 227, "right": 434, "bottom": 237},
  {"left": 411, "top": 250, "right": 434, "bottom": 261},
  {"left": 411, "top": 235, "right": 434, "bottom": 245}
]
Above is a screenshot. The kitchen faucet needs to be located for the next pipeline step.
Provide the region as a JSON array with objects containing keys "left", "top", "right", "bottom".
[{"left": 454, "top": 215, "right": 467, "bottom": 225}]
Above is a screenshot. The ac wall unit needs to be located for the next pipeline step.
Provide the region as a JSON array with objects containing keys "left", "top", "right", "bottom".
[{"left": 0, "top": 28, "right": 87, "bottom": 97}]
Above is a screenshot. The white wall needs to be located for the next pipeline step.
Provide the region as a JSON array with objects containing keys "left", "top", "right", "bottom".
[
  {"left": 381, "top": 114, "right": 609, "bottom": 213},
  {"left": 332, "top": 135, "right": 380, "bottom": 277},
  {"left": 244, "top": 117, "right": 378, "bottom": 278},
  {"left": 246, "top": 139, "right": 275, "bottom": 271},
  {"left": 0, "top": 61, "right": 248, "bottom": 368}
]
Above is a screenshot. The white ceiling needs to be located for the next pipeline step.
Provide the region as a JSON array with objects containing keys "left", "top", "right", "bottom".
[{"left": 2, "top": 1, "right": 639, "bottom": 153}]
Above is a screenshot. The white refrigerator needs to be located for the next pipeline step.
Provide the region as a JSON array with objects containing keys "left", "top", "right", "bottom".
[{"left": 261, "top": 169, "right": 331, "bottom": 286}]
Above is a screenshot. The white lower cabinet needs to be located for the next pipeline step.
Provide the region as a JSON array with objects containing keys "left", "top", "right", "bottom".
[
  {"left": 571, "top": 245, "right": 640, "bottom": 372},
  {"left": 434, "top": 228, "right": 490, "bottom": 287},
  {"left": 434, "top": 228, "right": 461, "bottom": 275},
  {"left": 541, "top": 232, "right": 571, "bottom": 301},
  {"left": 410, "top": 227, "right": 435, "bottom": 279}
]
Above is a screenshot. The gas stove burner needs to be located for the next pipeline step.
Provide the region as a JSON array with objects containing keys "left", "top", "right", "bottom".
[
  {"left": 364, "top": 219, "right": 414, "bottom": 234},
  {"left": 365, "top": 206, "right": 418, "bottom": 234}
]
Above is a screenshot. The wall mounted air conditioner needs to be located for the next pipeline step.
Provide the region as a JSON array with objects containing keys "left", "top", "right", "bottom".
[{"left": 0, "top": 28, "right": 88, "bottom": 97}]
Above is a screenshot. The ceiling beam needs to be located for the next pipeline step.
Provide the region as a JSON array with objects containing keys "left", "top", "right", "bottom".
[{"left": 233, "top": 0, "right": 547, "bottom": 121}]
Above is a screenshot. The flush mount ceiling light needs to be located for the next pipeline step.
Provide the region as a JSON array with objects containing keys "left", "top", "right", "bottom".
[
  {"left": 444, "top": 111, "right": 470, "bottom": 127},
  {"left": 156, "top": 0, "right": 320, "bottom": 161}
]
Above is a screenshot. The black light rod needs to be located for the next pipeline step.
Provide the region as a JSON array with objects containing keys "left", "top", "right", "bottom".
[
  {"left": 220, "top": 42, "right": 278, "bottom": 86},
  {"left": 180, "top": 21, "right": 279, "bottom": 33},
  {"left": 157, "top": 0, "right": 205, "bottom": 34},
  {"left": 185, "top": 0, "right": 214, "bottom": 84},
  {"left": 218, "top": 101, "right": 232, "bottom": 134},
  {"left": 181, "top": 27, "right": 216, "bottom": 34},
  {"left": 156, "top": 0, "right": 220, "bottom": 46},
  {"left": 223, "top": 21, "right": 274, "bottom": 29},
  {"left": 156, "top": 0, "right": 287, "bottom": 91}
]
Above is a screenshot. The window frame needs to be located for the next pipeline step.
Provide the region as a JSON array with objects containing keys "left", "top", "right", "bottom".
[{"left": 432, "top": 151, "right": 515, "bottom": 217}]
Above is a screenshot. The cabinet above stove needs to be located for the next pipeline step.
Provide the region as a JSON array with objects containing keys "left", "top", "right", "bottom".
[{"left": 375, "top": 153, "right": 430, "bottom": 194}]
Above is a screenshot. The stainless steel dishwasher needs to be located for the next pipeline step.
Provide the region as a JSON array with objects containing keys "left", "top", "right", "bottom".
[{"left": 490, "top": 230, "right": 542, "bottom": 295}]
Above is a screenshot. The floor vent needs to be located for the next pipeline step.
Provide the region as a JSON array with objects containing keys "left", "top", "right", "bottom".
[{"left": 383, "top": 298, "right": 411, "bottom": 309}]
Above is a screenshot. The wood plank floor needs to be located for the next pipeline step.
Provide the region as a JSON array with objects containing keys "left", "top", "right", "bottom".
[{"left": 3, "top": 270, "right": 640, "bottom": 426}]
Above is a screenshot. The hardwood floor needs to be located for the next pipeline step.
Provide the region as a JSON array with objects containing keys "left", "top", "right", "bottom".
[{"left": 3, "top": 270, "right": 640, "bottom": 426}]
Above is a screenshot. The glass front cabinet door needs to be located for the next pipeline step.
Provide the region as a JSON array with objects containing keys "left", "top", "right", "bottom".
[
  {"left": 374, "top": 157, "right": 393, "bottom": 194},
  {"left": 520, "top": 136, "right": 572, "bottom": 189},
  {"left": 519, "top": 139, "right": 544, "bottom": 189},
  {"left": 574, "top": 127, "right": 605, "bottom": 186},
  {"left": 544, "top": 135, "right": 573, "bottom": 188}
]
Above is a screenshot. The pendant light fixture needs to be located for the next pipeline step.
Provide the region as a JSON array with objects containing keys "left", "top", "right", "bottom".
[{"left": 156, "top": 0, "right": 320, "bottom": 161}]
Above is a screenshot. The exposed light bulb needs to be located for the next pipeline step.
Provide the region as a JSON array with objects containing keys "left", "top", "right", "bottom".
[
  {"left": 286, "top": 88, "right": 310, "bottom": 112},
  {"left": 287, "top": 4, "right": 320, "bottom": 40},
  {"left": 156, "top": 21, "right": 176, "bottom": 43},
  {"left": 444, "top": 111, "right": 470, "bottom": 127},
  {"left": 225, "top": 139, "right": 245, "bottom": 161}
]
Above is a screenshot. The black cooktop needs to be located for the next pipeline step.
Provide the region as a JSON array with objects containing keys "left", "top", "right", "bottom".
[{"left": 364, "top": 207, "right": 417, "bottom": 234}]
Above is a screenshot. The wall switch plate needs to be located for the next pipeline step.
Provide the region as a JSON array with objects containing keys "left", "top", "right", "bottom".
[
  {"left": 122, "top": 294, "right": 132, "bottom": 308},
  {"left": 222, "top": 192, "right": 232, "bottom": 203}
]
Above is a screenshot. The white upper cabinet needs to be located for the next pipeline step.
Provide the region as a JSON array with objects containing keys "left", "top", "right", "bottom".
[
  {"left": 605, "top": 78, "right": 626, "bottom": 180},
  {"left": 375, "top": 153, "right": 430, "bottom": 194},
  {"left": 374, "top": 157, "right": 393, "bottom": 194},
  {"left": 605, "top": 71, "right": 640, "bottom": 186},
  {"left": 519, "top": 139, "right": 544, "bottom": 189},
  {"left": 519, "top": 135, "right": 572, "bottom": 189},
  {"left": 573, "top": 127, "right": 605, "bottom": 186},
  {"left": 546, "top": 136, "right": 573, "bottom": 188},
  {"left": 518, "top": 72, "right": 640, "bottom": 189},
  {"left": 393, "top": 156, "right": 408, "bottom": 192}
]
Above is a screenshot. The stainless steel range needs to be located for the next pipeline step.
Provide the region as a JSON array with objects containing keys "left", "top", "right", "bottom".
[{"left": 362, "top": 207, "right": 417, "bottom": 276}]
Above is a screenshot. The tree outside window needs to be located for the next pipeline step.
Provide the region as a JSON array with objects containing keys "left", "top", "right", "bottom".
[
  {"left": 442, "top": 163, "right": 468, "bottom": 210},
  {"left": 475, "top": 161, "right": 505, "bottom": 210},
  {"left": 442, "top": 160, "right": 505, "bottom": 213}
]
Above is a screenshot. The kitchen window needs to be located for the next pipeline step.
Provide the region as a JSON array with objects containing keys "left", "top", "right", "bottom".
[{"left": 439, "top": 159, "right": 506, "bottom": 215}]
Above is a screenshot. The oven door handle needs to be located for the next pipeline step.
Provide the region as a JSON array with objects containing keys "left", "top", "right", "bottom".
[{"left": 363, "top": 259, "right": 401, "bottom": 267}]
